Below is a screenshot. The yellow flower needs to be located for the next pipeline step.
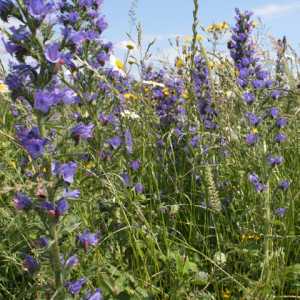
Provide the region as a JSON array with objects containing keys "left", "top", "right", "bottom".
[
  {"left": 252, "top": 22, "right": 259, "bottom": 26},
  {"left": 206, "top": 26, "right": 213, "bottom": 31},
  {"left": 254, "top": 234, "right": 260, "bottom": 240},
  {"left": 124, "top": 94, "right": 137, "bottom": 100},
  {"left": 209, "top": 62, "right": 214, "bottom": 67},
  {"left": 218, "top": 23, "right": 228, "bottom": 30},
  {"left": 182, "top": 92, "right": 188, "bottom": 98},
  {"left": 185, "top": 37, "right": 192, "bottom": 43},
  {"left": 115, "top": 60, "right": 123, "bottom": 69},
  {"left": 223, "top": 90, "right": 230, "bottom": 95},
  {"left": 196, "top": 35, "right": 203, "bottom": 40},
  {"left": 12, "top": 161, "right": 16, "bottom": 167},
  {"left": 176, "top": 59, "right": 183, "bottom": 68},
  {"left": 253, "top": 128, "right": 258, "bottom": 133},
  {"left": 242, "top": 235, "right": 249, "bottom": 242},
  {"left": 72, "top": 71, "right": 77, "bottom": 75},
  {"left": 0, "top": 84, "right": 8, "bottom": 93},
  {"left": 185, "top": 54, "right": 191, "bottom": 60},
  {"left": 162, "top": 88, "right": 170, "bottom": 95}
]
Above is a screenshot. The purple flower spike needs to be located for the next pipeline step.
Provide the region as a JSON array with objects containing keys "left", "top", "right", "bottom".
[
  {"left": 253, "top": 183, "right": 267, "bottom": 192},
  {"left": 275, "top": 133, "right": 287, "bottom": 143},
  {"left": 70, "top": 278, "right": 86, "bottom": 295},
  {"left": 274, "top": 208, "right": 286, "bottom": 216},
  {"left": 12, "top": 192, "right": 33, "bottom": 210},
  {"left": 61, "top": 161, "right": 78, "bottom": 183},
  {"left": 71, "top": 123, "right": 94, "bottom": 142},
  {"left": 278, "top": 181, "right": 290, "bottom": 190},
  {"left": 276, "top": 118, "right": 287, "bottom": 128},
  {"left": 44, "top": 42, "right": 62, "bottom": 64},
  {"left": 56, "top": 197, "right": 69, "bottom": 214},
  {"left": 23, "top": 254, "right": 37, "bottom": 271},
  {"left": 246, "top": 133, "right": 258, "bottom": 145}
]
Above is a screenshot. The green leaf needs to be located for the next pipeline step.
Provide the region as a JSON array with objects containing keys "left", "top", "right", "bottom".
[
  {"left": 116, "top": 292, "right": 131, "bottom": 300},
  {"left": 17, "top": 286, "right": 52, "bottom": 300},
  {"left": 176, "top": 254, "right": 184, "bottom": 273},
  {"left": 183, "top": 256, "right": 189, "bottom": 274},
  {"left": 100, "top": 275, "right": 115, "bottom": 293},
  {"left": 58, "top": 222, "right": 81, "bottom": 235}
]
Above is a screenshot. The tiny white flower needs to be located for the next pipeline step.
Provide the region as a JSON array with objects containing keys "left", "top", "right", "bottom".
[
  {"left": 120, "top": 40, "right": 138, "bottom": 51},
  {"left": 120, "top": 110, "right": 140, "bottom": 119}
]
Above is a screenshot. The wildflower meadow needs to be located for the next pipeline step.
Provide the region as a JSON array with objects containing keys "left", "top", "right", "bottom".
[{"left": 1, "top": 0, "right": 300, "bottom": 299}]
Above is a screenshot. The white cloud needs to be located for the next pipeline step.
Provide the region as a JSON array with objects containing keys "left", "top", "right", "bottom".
[{"left": 253, "top": 1, "right": 300, "bottom": 18}]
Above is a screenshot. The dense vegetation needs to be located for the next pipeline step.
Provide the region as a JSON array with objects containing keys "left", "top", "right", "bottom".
[{"left": 0, "top": 0, "right": 300, "bottom": 299}]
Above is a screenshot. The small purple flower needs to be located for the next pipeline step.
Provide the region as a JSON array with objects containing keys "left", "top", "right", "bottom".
[
  {"left": 41, "top": 201, "right": 55, "bottom": 211},
  {"left": 265, "top": 79, "right": 274, "bottom": 87},
  {"left": 248, "top": 172, "right": 259, "bottom": 182},
  {"left": 71, "top": 123, "right": 94, "bottom": 142},
  {"left": 246, "top": 133, "right": 258, "bottom": 145},
  {"left": 253, "top": 183, "right": 267, "bottom": 192},
  {"left": 44, "top": 42, "right": 62, "bottom": 64},
  {"left": 67, "top": 11, "right": 79, "bottom": 23},
  {"left": 70, "top": 278, "right": 86, "bottom": 295},
  {"left": 274, "top": 133, "right": 287, "bottom": 143},
  {"left": 249, "top": 113, "right": 262, "bottom": 126},
  {"left": 23, "top": 254, "right": 37, "bottom": 271},
  {"left": 26, "top": 139, "right": 44, "bottom": 159},
  {"left": 25, "top": 171, "right": 33, "bottom": 178},
  {"left": 268, "top": 108, "right": 280, "bottom": 119},
  {"left": 34, "top": 90, "right": 52, "bottom": 113},
  {"left": 135, "top": 182, "right": 143, "bottom": 193},
  {"left": 270, "top": 90, "right": 280, "bottom": 99},
  {"left": 27, "top": 0, "right": 55, "bottom": 20},
  {"left": 276, "top": 118, "right": 287, "bottom": 128},
  {"left": 85, "top": 289, "right": 103, "bottom": 300},
  {"left": 76, "top": 229, "right": 100, "bottom": 246},
  {"left": 274, "top": 208, "right": 286, "bottom": 216},
  {"left": 251, "top": 80, "right": 264, "bottom": 89},
  {"left": 61, "top": 161, "right": 78, "bottom": 183},
  {"left": 56, "top": 198, "right": 69, "bottom": 214},
  {"left": 278, "top": 181, "right": 290, "bottom": 190},
  {"left": 268, "top": 155, "right": 284, "bottom": 165},
  {"left": 105, "top": 137, "right": 122, "bottom": 149},
  {"left": 130, "top": 160, "right": 140, "bottom": 171},
  {"left": 64, "top": 254, "right": 79, "bottom": 270},
  {"left": 244, "top": 93, "right": 255, "bottom": 105},
  {"left": 12, "top": 192, "right": 33, "bottom": 210},
  {"left": 39, "top": 236, "right": 48, "bottom": 248},
  {"left": 63, "top": 188, "right": 81, "bottom": 198},
  {"left": 2, "top": 37, "right": 23, "bottom": 56},
  {"left": 52, "top": 161, "right": 61, "bottom": 176}
]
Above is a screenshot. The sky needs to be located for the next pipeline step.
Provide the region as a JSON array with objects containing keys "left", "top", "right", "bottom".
[{"left": 1, "top": 0, "right": 300, "bottom": 78}]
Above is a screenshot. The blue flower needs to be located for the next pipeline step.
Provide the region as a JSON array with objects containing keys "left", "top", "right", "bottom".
[
  {"left": 12, "top": 192, "right": 33, "bottom": 210},
  {"left": 278, "top": 181, "right": 290, "bottom": 190},
  {"left": 70, "top": 278, "right": 86, "bottom": 295},
  {"left": 44, "top": 42, "right": 62, "bottom": 64},
  {"left": 71, "top": 123, "right": 95, "bottom": 142},
  {"left": 23, "top": 254, "right": 37, "bottom": 271},
  {"left": 274, "top": 208, "right": 286, "bottom": 216},
  {"left": 61, "top": 161, "right": 78, "bottom": 183},
  {"left": 26, "top": 0, "right": 55, "bottom": 20},
  {"left": 253, "top": 183, "right": 267, "bottom": 192},
  {"left": 246, "top": 133, "right": 258, "bottom": 145}
]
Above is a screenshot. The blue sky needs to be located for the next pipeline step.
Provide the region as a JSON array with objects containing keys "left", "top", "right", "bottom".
[
  {"left": 102, "top": 0, "right": 300, "bottom": 76},
  {"left": 1, "top": 0, "right": 300, "bottom": 78}
]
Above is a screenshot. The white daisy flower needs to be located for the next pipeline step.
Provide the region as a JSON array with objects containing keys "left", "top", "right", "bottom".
[
  {"left": 120, "top": 40, "right": 139, "bottom": 51},
  {"left": 120, "top": 110, "right": 140, "bottom": 119},
  {"left": 0, "top": 81, "right": 9, "bottom": 94},
  {"left": 109, "top": 54, "right": 125, "bottom": 76}
]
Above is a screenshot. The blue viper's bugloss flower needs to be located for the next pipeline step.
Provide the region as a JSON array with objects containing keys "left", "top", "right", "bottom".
[
  {"left": 253, "top": 183, "right": 267, "bottom": 192},
  {"left": 56, "top": 197, "right": 69, "bottom": 214},
  {"left": 44, "top": 42, "right": 62, "bottom": 64},
  {"left": 274, "top": 133, "right": 287, "bottom": 143},
  {"left": 71, "top": 123, "right": 95, "bottom": 142},
  {"left": 52, "top": 161, "right": 61, "bottom": 175},
  {"left": 76, "top": 229, "right": 100, "bottom": 246},
  {"left": 276, "top": 118, "right": 287, "bottom": 128},
  {"left": 0, "top": 0, "right": 14, "bottom": 11},
  {"left": 130, "top": 160, "right": 140, "bottom": 171},
  {"left": 5, "top": 74, "right": 23, "bottom": 91},
  {"left": 105, "top": 137, "right": 122, "bottom": 149},
  {"left": 278, "top": 181, "right": 290, "bottom": 190},
  {"left": 63, "top": 188, "right": 81, "bottom": 198},
  {"left": 270, "top": 90, "right": 280, "bottom": 99},
  {"left": 274, "top": 208, "right": 286, "bottom": 216},
  {"left": 249, "top": 113, "right": 262, "bottom": 126},
  {"left": 246, "top": 133, "right": 258, "bottom": 145},
  {"left": 248, "top": 172, "right": 259, "bottom": 182},
  {"left": 34, "top": 89, "right": 53, "bottom": 113},
  {"left": 84, "top": 288, "right": 103, "bottom": 300},
  {"left": 135, "top": 182, "right": 143, "bottom": 193},
  {"left": 39, "top": 235, "right": 48, "bottom": 248},
  {"left": 268, "top": 155, "right": 283, "bottom": 165},
  {"left": 61, "top": 254, "right": 79, "bottom": 270},
  {"left": 12, "top": 191, "right": 33, "bottom": 210},
  {"left": 244, "top": 93, "right": 255, "bottom": 105},
  {"left": 26, "top": 0, "right": 55, "bottom": 20},
  {"left": 23, "top": 254, "right": 37, "bottom": 271},
  {"left": 268, "top": 108, "right": 280, "bottom": 119},
  {"left": 70, "top": 278, "right": 86, "bottom": 295},
  {"left": 61, "top": 161, "right": 78, "bottom": 183},
  {"left": 1, "top": 37, "right": 23, "bottom": 56}
]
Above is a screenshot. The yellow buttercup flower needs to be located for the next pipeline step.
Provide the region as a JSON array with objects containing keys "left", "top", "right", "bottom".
[
  {"left": 12, "top": 161, "right": 16, "bottom": 167},
  {"left": 182, "top": 92, "right": 188, "bottom": 98},
  {"left": 115, "top": 60, "right": 123, "bottom": 69},
  {"left": 176, "top": 59, "right": 183, "bottom": 68},
  {"left": 242, "top": 235, "right": 249, "bottom": 242},
  {"left": 252, "top": 22, "right": 259, "bottom": 26},
  {"left": 253, "top": 128, "right": 258, "bottom": 133},
  {"left": 162, "top": 88, "right": 170, "bottom": 95},
  {"left": 72, "top": 71, "right": 77, "bottom": 75}
]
